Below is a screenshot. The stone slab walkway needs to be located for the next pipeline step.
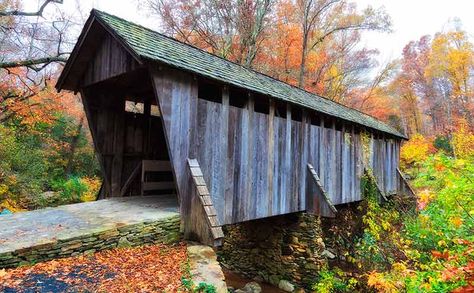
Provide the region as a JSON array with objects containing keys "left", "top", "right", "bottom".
[
  {"left": 187, "top": 243, "right": 227, "bottom": 293},
  {"left": 0, "top": 195, "right": 180, "bottom": 267}
]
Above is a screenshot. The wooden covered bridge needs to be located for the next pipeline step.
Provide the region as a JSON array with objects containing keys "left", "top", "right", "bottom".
[{"left": 56, "top": 10, "right": 411, "bottom": 246}]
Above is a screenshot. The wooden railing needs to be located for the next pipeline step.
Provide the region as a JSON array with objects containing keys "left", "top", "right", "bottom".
[
  {"left": 397, "top": 168, "right": 416, "bottom": 198},
  {"left": 185, "top": 159, "right": 224, "bottom": 247},
  {"left": 306, "top": 164, "right": 337, "bottom": 218},
  {"left": 141, "top": 160, "right": 175, "bottom": 195},
  {"left": 118, "top": 160, "right": 176, "bottom": 196}
]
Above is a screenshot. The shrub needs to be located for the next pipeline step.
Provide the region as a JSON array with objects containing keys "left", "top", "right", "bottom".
[
  {"left": 366, "top": 154, "right": 474, "bottom": 292},
  {"left": 400, "top": 134, "right": 433, "bottom": 169},
  {"left": 312, "top": 268, "right": 357, "bottom": 293},
  {"left": 452, "top": 120, "right": 474, "bottom": 159},
  {"left": 80, "top": 177, "right": 101, "bottom": 202},
  {"left": 0, "top": 111, "right": 100, "bottom": 211},
  {"left": 61, "top": 176, "right": 88, "bottom": 203},
  {"left": 433, "top": 135, "right": 453, "bottom": 155}
]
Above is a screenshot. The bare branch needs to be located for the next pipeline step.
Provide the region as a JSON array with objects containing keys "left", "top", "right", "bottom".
[
  {"left": 0, "top": 56, "right": 67, "bottom": 70},
  {"left": 0, "top": 0, "right": 63, "bottom": 17}
]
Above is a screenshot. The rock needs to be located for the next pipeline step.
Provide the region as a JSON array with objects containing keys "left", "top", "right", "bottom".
[
  {"left": 304, "top": 262, "right": 319, "bottom": 270},
  {"left": 84, "top": 249, "right": 96, "bottom": 256},
  {"left": 41, "top": 191, "right": 57, "bottom": 199},
  {"left": 269, "top": 275, "right": 280, "bottom": 286},
  {"left": 187, "top": 244, "right": 227, "bottom": 293},
  {"left": 290, "top": 236, "right": 299, "bottom": 244},
  {"left": 321, "top": 249, "right": 336, "bottom": 259},
  {"left": 236, "top": 282, "right": 262, "bottom": 293},
  {"left": 278, "top": 280, "right": 295, "bottom": 292},
  {"left": 117, "top": 236, "right": 133, "bottom": 248}
]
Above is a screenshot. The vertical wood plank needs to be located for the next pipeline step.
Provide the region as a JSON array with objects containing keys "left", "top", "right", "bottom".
[
  {"left": 267, "top": 100, "right": 275, "bottom": 215},
  {"left": 299, "top": 110, "right": 308, "bottom": 210},
  {"left": 283, "top": 104, "right": 292, "bottom": 213},
  {"left": 319, "top": 118, "right": 325, "bottom": 192},
  {"left": 247, "top": 95, "right": 255, "bottom": 220},
  {"left": 221, "top": 87, "right": 232, "bottom": 224}
]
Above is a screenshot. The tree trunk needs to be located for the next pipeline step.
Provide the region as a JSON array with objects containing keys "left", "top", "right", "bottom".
[{"left": 298, "top": 43, "right": 308, "bottom": 88}]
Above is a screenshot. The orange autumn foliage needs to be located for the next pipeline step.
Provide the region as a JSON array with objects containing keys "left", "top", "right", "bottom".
[{"left": 0, "top": 243, "right": 188, "bottom": 292}]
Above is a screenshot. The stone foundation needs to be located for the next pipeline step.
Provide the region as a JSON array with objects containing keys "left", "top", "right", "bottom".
[
  {"left": 0, "top": 215, "right": 180, "bottom": 268},
  {"left": 218, "top": 213, "right": 327, "bottom": 289}
]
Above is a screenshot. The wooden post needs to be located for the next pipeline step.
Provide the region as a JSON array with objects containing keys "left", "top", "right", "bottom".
[
  {"left": 111, "top": 97, "right": 125, "bottom": 197},
  {"left": 80, "top": 89, "right": 111, "bottom": 198},
  {"left": 143, "top": 99, "right": 151, "bottom": 157}
]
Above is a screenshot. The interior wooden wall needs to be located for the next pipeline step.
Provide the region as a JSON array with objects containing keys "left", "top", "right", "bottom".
[
  {"left": 150, "top": 66, "right": 401, "bottom": 226},
  {"left": 81, "top": 87, "right": 169, "bottom": 197}
]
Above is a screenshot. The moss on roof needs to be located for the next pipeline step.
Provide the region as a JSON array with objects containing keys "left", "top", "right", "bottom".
[{"left": 93, "top": 9, "right": 405, "bottom": 139}]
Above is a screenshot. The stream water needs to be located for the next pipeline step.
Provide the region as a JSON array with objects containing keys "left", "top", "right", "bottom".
[
  {"left": 223, "top": 269, "right": 286, "bottom": 292},
  {"left": 0, "top": 208, "right": 12, "bottom": 216}
]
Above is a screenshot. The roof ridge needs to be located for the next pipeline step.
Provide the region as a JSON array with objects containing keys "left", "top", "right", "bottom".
[{"left": 91, "top": 9, "right": 406, "bottom": 138}]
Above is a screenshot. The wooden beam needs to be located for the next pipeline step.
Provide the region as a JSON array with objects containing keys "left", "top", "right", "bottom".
[
  {"left": 120, "top": 161, "right": 141, "bottom": 196},
  {"left": 142, "top": 181, "right": 175, "bottom": 191},
  {"left": 397, "top": 168, "right": 417, "bottom": 198},
  {"left": 307, "top": 163, "right": 337, "bottom": 215},
  {"left": 142, "top": 160, "right": 172, "bottom": 172},
  {"left": 79, "top": 89, "right": 111, "bottom": 198}
]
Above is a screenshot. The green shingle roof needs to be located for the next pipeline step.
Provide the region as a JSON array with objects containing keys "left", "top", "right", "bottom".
[{"left": 93, "top": 9, "right": 405, "bottom": 139}]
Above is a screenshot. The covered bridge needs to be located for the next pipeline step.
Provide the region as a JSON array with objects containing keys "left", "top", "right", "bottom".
[{"left": 56, "top": 10, "right": 410, "bottom": 246}]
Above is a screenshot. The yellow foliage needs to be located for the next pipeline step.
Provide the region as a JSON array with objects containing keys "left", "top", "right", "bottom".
[
  {"left": 449, "top": 216, "right": 463, "bottom": 228},
  {"left": 80, "top": 177, "right": 102, "bottom": 202},
  {"left": 0, "top": 199, "right": 25, "bottom": 213},
  {"left": 367, "top": 271, "right": 399, "bottom": 293},
  {"left": 452, "top": 121, "right": 474, "bottom": 159},
  {"left": 400, "top": 134, "right": 432, "bottom": 167}
]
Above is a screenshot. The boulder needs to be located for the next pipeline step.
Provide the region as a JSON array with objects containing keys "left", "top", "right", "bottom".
[
  {"left": 278, "top": 280, "right": 295, "bottom": 292},
  {"left": 235, "top": 282, "right": 262, "bottom": 293},
  {"left": 321, "top": 249, "right": 336, "bottom": 259}
]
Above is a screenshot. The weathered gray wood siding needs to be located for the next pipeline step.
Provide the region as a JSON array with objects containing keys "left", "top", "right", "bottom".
[
  {"left": 83, "top": 33, "right": 140, "bottom": 86},
  {"left": 369, "top": 136, "right": 400, "bottom": 195},
  {"left": 151, "top": 66, "right": 401, "bottom": 224}
]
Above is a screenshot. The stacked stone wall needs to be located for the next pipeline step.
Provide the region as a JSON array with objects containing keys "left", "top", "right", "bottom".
[
  {"left": 218, "top": 213, "right": 327, "bottom": 289},
  {"left": 0, "top": 215, "right": 180, "bottom": 268}
]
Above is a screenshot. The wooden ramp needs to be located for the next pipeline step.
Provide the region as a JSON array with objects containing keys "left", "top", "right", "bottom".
[{"left": 182, "top": 159, "right": 224, "bottom": 247}]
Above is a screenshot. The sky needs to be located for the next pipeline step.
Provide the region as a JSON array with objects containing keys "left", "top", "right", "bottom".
[{"left": 31, "top": 0, "right": 474, "bottom": 67}]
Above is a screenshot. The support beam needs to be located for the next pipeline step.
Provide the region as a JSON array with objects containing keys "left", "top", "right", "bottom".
[
  {"left": 397, "top": 168, "right": 417, "bottom": 198},
  {"left": 120, "top": 161, "right": 142, "bottom": 196},
  {"left": 307, "top": 163, "right": 337, "bottom": 217}
]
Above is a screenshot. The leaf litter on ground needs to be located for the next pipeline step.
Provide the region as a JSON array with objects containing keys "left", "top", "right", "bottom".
[{"left": 0, "top": 242, "right": 188, "bottom": 292}]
